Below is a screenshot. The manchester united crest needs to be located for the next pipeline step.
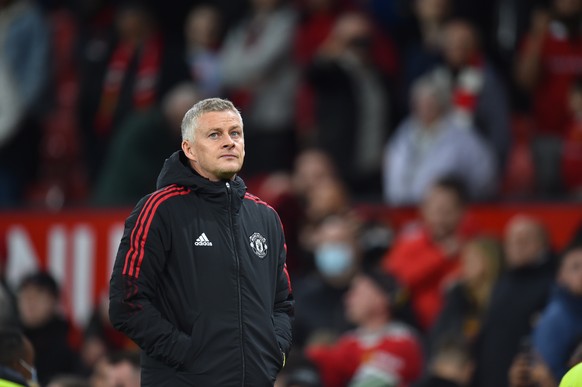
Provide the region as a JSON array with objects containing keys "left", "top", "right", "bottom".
[{"left": 249, "top": 232, "right": 268, "bottom": 258}]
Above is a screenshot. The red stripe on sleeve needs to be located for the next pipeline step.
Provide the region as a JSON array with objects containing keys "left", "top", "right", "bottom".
[
  {"left": 123, "top": 185, "right": 183, "bottom": 276},
  {"left": 244, "top": 193, "right": 276, "bottom": 212},
  {"left": 123, "top": 185, "right": 178, "bottom": 275},
  {"left": 283, "top": 263, "right": 292, "bottom": 292},
  {"left": 133, "top": 188, "right": 189, "bottom": 278}
]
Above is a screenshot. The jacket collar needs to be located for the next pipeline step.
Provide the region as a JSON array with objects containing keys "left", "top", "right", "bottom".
[{"left": 156, "top": 150, "right": 247, "bottom": 201}]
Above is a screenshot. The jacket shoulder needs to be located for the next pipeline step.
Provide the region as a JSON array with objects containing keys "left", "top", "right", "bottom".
[
  {"left": 243, "top": 192, "right": 277, "bottom": 213},
  {"left": 130, "top": 185, "right": 191, "bottom": 219}
]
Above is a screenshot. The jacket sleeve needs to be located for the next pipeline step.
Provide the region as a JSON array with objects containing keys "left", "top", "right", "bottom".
[
  {"left": 109, "top": 195, "right": 191, "bottom": 368},
  {"left": 272, "top": 214, "right": 294, "bottom": 357}
]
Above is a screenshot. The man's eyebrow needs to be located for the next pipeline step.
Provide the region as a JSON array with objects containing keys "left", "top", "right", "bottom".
[{"left": 206, "top": 125, "right": 242, "bottom": 131}]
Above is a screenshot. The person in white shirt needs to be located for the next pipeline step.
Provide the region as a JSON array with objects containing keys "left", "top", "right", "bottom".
[{"left": 383, "top": 74, "right": 497, "bottom": 205}]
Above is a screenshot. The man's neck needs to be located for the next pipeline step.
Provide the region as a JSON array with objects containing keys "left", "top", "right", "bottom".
[{"left": 360, "top": 314, "right": 390, "bottom": 332}]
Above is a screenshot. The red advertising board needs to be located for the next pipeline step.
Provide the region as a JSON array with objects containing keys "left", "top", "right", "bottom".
[
  {"left": 1, "top": 203, "right": 580, "bottom": 329},
  {"left": 0, "top": 209, "right": 129, "bottom": 328}
]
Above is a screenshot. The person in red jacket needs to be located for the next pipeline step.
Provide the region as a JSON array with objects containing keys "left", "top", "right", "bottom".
[
  {"left": 382, "top": 177, "right": 478, "bottom": 331},
  {"left": 516, "top": 0, "right": 582, "bottom": 137},
  {"left": 306, "top": 268, "right": 423, "bottom": 387}
]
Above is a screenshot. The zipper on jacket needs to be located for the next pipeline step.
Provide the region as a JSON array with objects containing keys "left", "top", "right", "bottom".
[{"left": 226, "top": 182, "right": 245, "bottom": 386}]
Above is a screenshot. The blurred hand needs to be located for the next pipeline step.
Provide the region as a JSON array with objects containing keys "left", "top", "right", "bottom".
[
  {"left": 509, "top": 353, "right": 533, "bottom": 387},
  {"left": 531, "top": 359, "right": 558, "bottom": 387},
  {"left": 509, "top": 352, "right": 558, "bottom": 387}
]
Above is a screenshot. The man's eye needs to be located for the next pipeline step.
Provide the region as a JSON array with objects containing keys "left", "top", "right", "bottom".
[
  {"left": 209, "top": 133, "right": 219, "bottom": 139},
  {"left": 231, "top": 131, "right": 241, "bottom": 137}
]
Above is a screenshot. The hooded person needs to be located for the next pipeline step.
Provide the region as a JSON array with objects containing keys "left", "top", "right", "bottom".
[{"left": 108, "top": 98, "right": 294, "bottom": 386}]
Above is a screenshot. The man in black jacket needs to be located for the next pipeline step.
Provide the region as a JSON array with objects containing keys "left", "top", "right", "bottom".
[
  {"left": 109, "top": 98, "right": 294, "bottom": 386},
  {"left": 474, "top": 215, "right": 556, "bottom": 387}
]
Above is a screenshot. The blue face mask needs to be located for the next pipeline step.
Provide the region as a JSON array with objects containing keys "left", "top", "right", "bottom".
[{"left": 315, "top": 243, "right": 354, "bottom": 279}]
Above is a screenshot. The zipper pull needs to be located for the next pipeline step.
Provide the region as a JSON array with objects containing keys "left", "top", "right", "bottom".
[{"left": 226, "top": 182, "right": 231, "bottom": 191}]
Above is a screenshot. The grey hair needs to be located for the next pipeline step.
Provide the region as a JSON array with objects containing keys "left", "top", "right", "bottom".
[
  {"left": 181, "top": 98, "right": 243, "bottom": 142},
  {"left": 411, "top": 71, "right": 452, "bottom": 111}
]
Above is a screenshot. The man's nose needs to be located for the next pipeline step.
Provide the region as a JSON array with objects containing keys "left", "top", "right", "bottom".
[{"left": 222, "top": 136, "right": 235, "bottom": 147}]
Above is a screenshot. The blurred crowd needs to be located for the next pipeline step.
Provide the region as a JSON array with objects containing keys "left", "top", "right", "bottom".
[
  {"left": 1, "top": 0, "right": 582, "bottom": 386},
  {"left": 1, "top": 175, "right": 582, "bottom": 387},
  {"left": 1, "top": 0, "right": 582, "bottom": 208}
]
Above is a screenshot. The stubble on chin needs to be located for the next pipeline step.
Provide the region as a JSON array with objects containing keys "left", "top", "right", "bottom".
[{"left": 216, "top": 164, "right": 243, "bottom": 180}]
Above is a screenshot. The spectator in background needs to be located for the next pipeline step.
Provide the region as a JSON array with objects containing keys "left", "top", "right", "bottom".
[
  {"left": 516, "top": 0, "right": 582, "bottom": 136},
  {"left": 0, "top": 0, "right": 50, "bottom": 207},
  {"left": 302, "top": 178, "right": 351, "bottom": 233},
  {"left": 400, "top": 0, "right": 450, "bottom": 97},
  {"left": 264, "top": 148, "right": 341, "bottom": 277},
  {"left": 88, "top": 351, "right": 140, "bottom": 387},
  {"left": 17, "top": 271, "right": 80, "bottom": 386},
  {"left": 431, "top": 20, "right": 511, "bottom": 164},
  {"left": 89, "top": 356, "right": 112, "bottom": 387},
  {"left": 220, "top": 0, "right": 298, "bottom": 176},
  {"left": 292, "top": 0, "right": 344, "bottom": 138},
  {"left": 532, "top": 244, "right": 582, "bottom": 382},
  {"left": 91, "top": 82, "right": 199, "bottom": 206},
  {"left": 293, "top": 151, "right": 351, "bottom": 258},
  {"left": 80, "top": 294, "right": 135, "bottom": 376},
  {"left": 237, "top": 148, "right": 342, "bottom": 281},
  {"left": 107, "top": 352, "right": 140, "bottom": 387},
  {"left": 78, "top": 1, "right": 189, "bottom": 181},
  {"left": 561, "top": 77, "right": 582, "bottom": 197},
  {"left": 475, "top": 215, "right": 556, "bottom": 387},
  {"left": 416, "top": 335, "right": 474, "bottom": 387},
  {"left": 429, "top": 236, "right": 503, "bottom": 353},
  {"left": 294, "top": 0, "right": 343, "bottom": 67},
  {"left": 0, "top": 328, "right": 36, "bottom": 387},
  {"left": 306, "top": 268, "right": 423, "bottom": 387},
  {"left": 306, "top": 12, "right": 393, "bottom": 198},
  {"left": 516, "top": 0, "right": 582, "bottom": 194},
  {"left": 291, "top": 148, "right": 339, "bottom": 202},
  {"left": 382, "top": 177, "right": 478, "bottom": 331},
  {"left": 184, "top": 5, "right": 222, "bottom": 98},
  {"left": 383, "top": 74, "right": 496, "bottom": 205},
  {"left": 293, "top": 215, "right": 361, "bottom": 349},
  {"left": 300, "top": 177, "right": 355, "bottom": 275}
]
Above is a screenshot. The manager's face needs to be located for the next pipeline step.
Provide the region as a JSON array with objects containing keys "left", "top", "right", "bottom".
[{"left": 182, "top": 110, "right": 245, "bottom": 181}]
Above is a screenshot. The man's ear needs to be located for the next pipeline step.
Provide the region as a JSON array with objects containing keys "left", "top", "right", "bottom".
[{"left": 182, "top": 140, "right": 196, "bottom": 162}]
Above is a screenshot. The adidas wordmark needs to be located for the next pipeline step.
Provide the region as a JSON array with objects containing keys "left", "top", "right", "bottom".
[{"left": 195, "top": 233, "right": 213, "bottom": 246}]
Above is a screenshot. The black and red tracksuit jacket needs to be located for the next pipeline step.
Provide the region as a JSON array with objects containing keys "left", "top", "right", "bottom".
[{"left": 109, "top": 151, "right": 294, "bottom": 386}]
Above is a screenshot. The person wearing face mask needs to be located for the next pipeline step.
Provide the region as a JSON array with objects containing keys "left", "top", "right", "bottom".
[
  {"left": 0, "top": 328, "right": 38, "bottom": 387},
  {"left": 292, "top": 215, "right": 362, "bottom": 350}
]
